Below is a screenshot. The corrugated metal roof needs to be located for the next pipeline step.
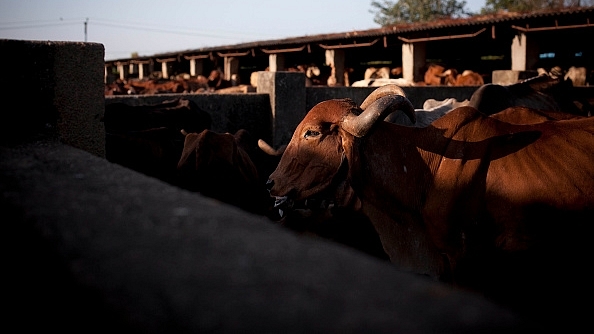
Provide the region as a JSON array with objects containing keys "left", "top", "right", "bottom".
[{"left": 110, "top": 6, "right": 594, "bottom": 62}]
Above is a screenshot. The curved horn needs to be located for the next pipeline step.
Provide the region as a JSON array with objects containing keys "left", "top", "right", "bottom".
[
  {"left": 341, "top": 95, "right": 415, "bottom": 138},
  {"left": 257, "top": 139, "right": 286, "bottom": 156},
  {"left": 359, "top": 84, "right": 408, "bottom": 110}
]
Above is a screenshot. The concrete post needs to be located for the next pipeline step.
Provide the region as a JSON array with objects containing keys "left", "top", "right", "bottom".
[
  {"left": 325, "top": 49, "right": 345, "bottom": 86},
  {"left": 117, "top": 63, "right": 127, "bottom": 80},
  {"left": 224, "top": 56, "right": 240, "bottom": 81},
  {"left": 0, "top": 39, "right": 106, "bottom": 158},
  {"left": 189, "top": 59, "right": 196, "bottom": 76},
  {"left": 512, "top": 33, "right": 527, "bottom": 71},
  {"left": 402, "top": 42, "right": 426, "bottom": 83},
  {"left": 512, "top": 32, "right": 540, "bottom": 71},
  {"left": 269, "top": 54, "right": 285, "bottom": 72},
  {"left": 138, "top": 63, "right": 145, "bottom": 79},
  {"left": 257, "top": 71, "right": 306, "bottom": 148},
  {"left": 161, "top": 61, "right": 169, "bottom": 79},
  {"left": 189, "top": 58, "right": 204, "bottom": 77}
]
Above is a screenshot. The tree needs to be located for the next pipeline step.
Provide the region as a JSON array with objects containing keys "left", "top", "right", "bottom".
[
  {"left": 481, "top": 0, "right": 594, "bottom": 14},
  {"left": 370, "top": 0, "right": 471, "bottom": 25},
  {"left": 370, "top": 0, "right": 594, "bottom": 25}
]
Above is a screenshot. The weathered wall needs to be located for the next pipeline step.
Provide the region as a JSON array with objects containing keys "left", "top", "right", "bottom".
[
  {"left": 105, "top": 74, "right": 478, "bottom": 150},
  {"left": 0, "top": 39, "right": 106, "bottom": 157},
  {"left": 105, "top": 93, "right": 274, "bottom": 145}
]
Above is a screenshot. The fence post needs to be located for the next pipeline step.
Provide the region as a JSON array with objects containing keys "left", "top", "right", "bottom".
[
  {"left": 256, "top": 71, "right": 306, "bottom": 148},
  {"left": 0, "top": 40, "right": 105, "bottom": 158}
]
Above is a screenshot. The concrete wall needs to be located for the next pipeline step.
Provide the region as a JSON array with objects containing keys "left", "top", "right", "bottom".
[
  {"left": 257, "top": 71, "right": 307, "bottom": 147},
  {"left": 0, "top": 39, "right": 106, "bottom": 158},
  {"left": 105, "top": 74, "right": 478, "bottom": 150},
  {"left": 105, "top": 93, "right": 274, "bottom": 145},
  {"left": 492, "top": 70, "right": 540, "bottom": 85},
  {"left": 0, "top": 39, "right": 541, "bottom": 333}
]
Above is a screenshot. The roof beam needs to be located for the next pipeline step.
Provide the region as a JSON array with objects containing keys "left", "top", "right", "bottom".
[
  {"left": 398, "top": 28, "right": 486, "bottom": 43},
  {"left": 261, "top": 45, "right": 307, "bottom": 54},
  {"left": 183, "top": 54, "right": 211, "bottom": 60},
  {"left": 319, "top": 38, "right": 379, "bottom": 50},
  {"left": 511, "top": 19, "right": 593, "bottom": 32},
  {"left": 216, "top": 50, "right": 251, "bottom": 57}
]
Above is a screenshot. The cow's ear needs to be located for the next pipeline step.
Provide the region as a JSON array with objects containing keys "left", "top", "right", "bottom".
[{"left": 339, "top": 130, "right": 354, "bottom": 155}]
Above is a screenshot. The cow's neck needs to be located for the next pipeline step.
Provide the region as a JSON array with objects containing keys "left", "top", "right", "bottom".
[{"left": 350, "top": 125, "right": 431, "bottom": 212}]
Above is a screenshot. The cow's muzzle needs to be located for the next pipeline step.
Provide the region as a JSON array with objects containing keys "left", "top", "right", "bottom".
[
  {"left": 273, "top": 196, "right": 293, "bottom": 218},
  {"left": 267, "top": 179, "right": 293, "bottom": 217},
  {"left": 266, "top": 179, "right": 334, "bottom": 218}
]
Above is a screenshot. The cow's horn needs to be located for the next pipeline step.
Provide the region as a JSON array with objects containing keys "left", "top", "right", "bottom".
[
  {"left": 341, "top": 95, "right": 415, "bottom": 137},
  {"left": 359, "top": 84, "right": 407, "bottom": 110},
  {"left": 258, "top": 139, "right": 286, "bottom": 156}
]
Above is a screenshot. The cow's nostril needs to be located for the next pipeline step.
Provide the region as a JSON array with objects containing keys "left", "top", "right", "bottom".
[{"left": 266, "top": 179, "right": 274, "bottom": 191}]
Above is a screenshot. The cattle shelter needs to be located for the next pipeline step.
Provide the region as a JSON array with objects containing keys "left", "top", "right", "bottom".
[{"left": 105, "top": 7, "right": 594, "bottom": 87}]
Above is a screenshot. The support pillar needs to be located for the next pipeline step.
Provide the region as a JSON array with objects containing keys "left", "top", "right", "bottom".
[
  {"left": 116, "top": 62, "right": 128, "bottom": 80},
  {"left": 511, "top": 32, "right": 539, "bottom": 71},
  {"left": 161, "top": 61, "right": 169, "bottom": 79},
  {"left": 402, "top": 42, "right": 426, "bottom": 83},
  {"left": 257, "top": 71, "right": 306, "bottom": 148},
  {"left": 138, "top": 63, "right": 145, "bottom": 79},
  {"left": 189, "top": 58, "right": 204, "bottom": 77},
  {"left": 0, "top": 39, "right": 105, "bottom": 157},
  {"left": 269, "top": 54, "right": 285, "bottom": 72},
  {"left": 224, "top": 56, "right": 240, "bottom": 81},
  {"left": 156, "top": 58, "right": 176, "bottom": 79},
  {"left": 128, "top": 63, "right": 136, "bottom": 77},
  {"left": 325, "top": 49, "right": 345, "bottom": 86}
]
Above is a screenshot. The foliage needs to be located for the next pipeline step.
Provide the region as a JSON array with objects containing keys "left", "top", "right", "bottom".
[
  {"left": 370, "top": 0, "right": 471, "bottom": 25},
  {"left": 370, "top": 0, "right": 594, "bottom": 25},
  {"left": 481, "top": 0, "right": 594, "bottom": 14}
]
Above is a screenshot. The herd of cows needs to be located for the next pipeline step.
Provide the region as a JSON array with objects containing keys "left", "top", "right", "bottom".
[
  {"left": 105, "top": 63, "right": 493, "bottom": 96},
  {"left": 105, "top": 63, "right": 591, "bottom": 97},
  {"left": 104, "top": 69, "right": 593, "bottom": 328}
]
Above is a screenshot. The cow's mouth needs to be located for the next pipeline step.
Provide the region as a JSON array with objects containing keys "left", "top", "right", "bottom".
[
  {"left": 273, "top": 195, "right": 335, "bottom": 218},
  {"left": 273, "top": 195, "right": 292, "bottom": 217},
  {"left": 269, "top": 157, "right": 348, "bottom": 218}
]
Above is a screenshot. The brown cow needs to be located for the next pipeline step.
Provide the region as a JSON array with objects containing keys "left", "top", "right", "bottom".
[
  {"left": 424, "top": 65, "right": 484, "bottom": 86},
  {"left": 206, "top": 69, "right": 232, "bottom": 91},
  {"left": 176, "top": 129, "right": 281, "bottom": 218},
  {"left": 423, "top": 64, "right": 447, "bottom": 85},
  {"left": 104, "top": 79, "right": 129, "bottom": 95},
  {"left": 469, "top": 73, "right": 592, "bottom": 117},
  {"left": 454, "top": 70, "right": 484, "bottom": 86},
  {"left": 125, "top": 78, "right": 186, "bottom": 95},
  {"left": 266, "top": 85, "right": 594, "bottom": 327},
  {"left": 490, "top": 106, "right": 586, "bottom": 124},
  {"left": 103, "top": 98, "right": 212, "bottom": 183}
]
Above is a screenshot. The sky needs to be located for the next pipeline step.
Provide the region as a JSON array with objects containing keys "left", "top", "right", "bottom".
[{"left": 0, "top": 0, "right": 486, "bottom": 61}]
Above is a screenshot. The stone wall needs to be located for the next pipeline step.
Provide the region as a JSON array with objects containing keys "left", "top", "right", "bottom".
[{"left": 0, "top": 39, "right": 106, "bottom": 157}]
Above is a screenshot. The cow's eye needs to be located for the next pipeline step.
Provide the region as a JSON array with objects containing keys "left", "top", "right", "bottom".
[{"left": 304, "top": 130, "right": 320, "bottom": 138}]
